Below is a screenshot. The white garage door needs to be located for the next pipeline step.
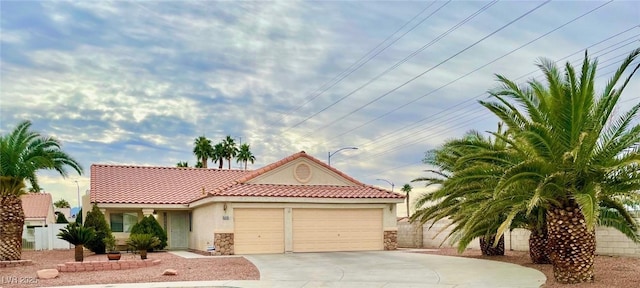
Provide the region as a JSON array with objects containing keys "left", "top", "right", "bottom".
[
  {"left": 293, "top": 208, "right": 383, "bottom": 252},
  {"left": 234, "top": 208, "right": 284, "bottom": 254}
]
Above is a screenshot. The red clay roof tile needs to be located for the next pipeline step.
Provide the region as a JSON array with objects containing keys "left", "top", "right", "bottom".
[
  {"left": 21, "top": 193, "right": 53, "bottom": 219},
  {"left": 214, "top": 183, "right": 405, "bottom": 199},
  {"left": 90, "top": 165, "right": 251, "bottom": 204}
]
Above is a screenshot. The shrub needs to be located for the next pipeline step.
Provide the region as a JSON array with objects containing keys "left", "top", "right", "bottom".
[
  {"left": 83, "top": 204, "right": 112, "bottom": 254},
  {"left": 57, "top": 223, "right": 95, "bottom": 262},
  {"left": 55, "top": 212, "right": 69, "bottom": 223},
  {"left": 127, "top": 234, "right": 160, "bottom": 259},
  {"left": 130, "top": 215, "right": 167, "bottom": 250}
]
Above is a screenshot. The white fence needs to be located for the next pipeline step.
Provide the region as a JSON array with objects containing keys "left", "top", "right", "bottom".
[
  {"left": 22, "top": 224, "right": 71, "bottom": 251},
  {"left": 398, "top": 218, "right": 640, "bottom": 258}
]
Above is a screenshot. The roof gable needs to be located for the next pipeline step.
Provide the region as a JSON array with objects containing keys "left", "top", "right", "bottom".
[
  {"left": 236, "top": 151, "right": 362, "bottom": 186},
  {"left": 21, "top": 193, "right": 53, "bottom": 219}
]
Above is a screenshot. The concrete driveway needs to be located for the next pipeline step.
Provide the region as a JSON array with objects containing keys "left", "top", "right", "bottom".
[
  {"left": 244, "top": 250, "right": 546, "bottom": 288},
  {"left": 54, "top": 250, "right": 546, "bottom": 288}
]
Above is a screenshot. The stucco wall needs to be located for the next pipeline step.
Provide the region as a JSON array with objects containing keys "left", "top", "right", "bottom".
[
  {"left": 248, "top": 159, "right": 353, "bottom": 186},
  {"left": 190, "top": 203, "right": 218, "bottom": 251}
]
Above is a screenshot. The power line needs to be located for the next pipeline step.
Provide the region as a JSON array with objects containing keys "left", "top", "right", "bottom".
[
  {"left": 285, "top": 0, "right": 499, "bottom": 131},
  {"left": 267, "top": 1, "right": 441, "bottom": 129},
  {"left": 312, "top": 0, "right": 614, "bottom": 141},
  {"left": 334, "top": 28, "right": 639, "bottom": 152}
]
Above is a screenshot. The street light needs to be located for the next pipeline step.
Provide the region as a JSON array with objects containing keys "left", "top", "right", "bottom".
[
  {"left": 328, "top": 147, "right": 358, "bottom": 166},
  {"left": 74, "top": 180, "right": 80, "bottom": 217},
  {"left": 376, "top": 178, "right": 394, "bottom": 192}
]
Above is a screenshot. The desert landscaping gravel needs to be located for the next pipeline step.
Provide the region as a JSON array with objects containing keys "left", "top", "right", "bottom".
[
  {"left": 2, "top": 248, "right": 639, "bottom": 287},
  {"left": 0, "top": 250, "right": 259, "bottom": 287}
]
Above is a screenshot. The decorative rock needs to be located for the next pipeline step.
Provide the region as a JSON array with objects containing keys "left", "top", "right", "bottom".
[
  {"left": 163, "top": 269, "right": 178, "bottom": 276},
  {"left": 213, "top": 233, "right": 234, "bottom": 255},
  {"left": 37, "top": 269, "right": 59, "bottom": 279}
]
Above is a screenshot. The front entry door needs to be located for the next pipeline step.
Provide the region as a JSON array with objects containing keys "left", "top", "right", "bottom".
[{"left": 170, "top": 212, "right": 189, "bottom": 249}]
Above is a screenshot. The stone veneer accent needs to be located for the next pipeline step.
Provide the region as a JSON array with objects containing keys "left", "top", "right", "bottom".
[
  {"left": 213, "top": 233, "right": 234, "bottom": 255},
  {"left": 0, "top": 260, "right": 33, "bottom": 268},
  {"left": 384, "top": 230, "right": 398, "bottom": 250},
  {"left": 56, "top": 259, "right": 161, "bottom": 272}
]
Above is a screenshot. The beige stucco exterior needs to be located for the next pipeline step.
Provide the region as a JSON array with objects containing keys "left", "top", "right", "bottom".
[{"left": 247, "top": 158, "right": 354, "bottom": 186}]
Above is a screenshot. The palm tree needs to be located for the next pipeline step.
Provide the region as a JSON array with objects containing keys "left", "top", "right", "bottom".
[
  {"left": 400, "top": 184, "right": 412, "bottom": 218},
  {"left": 213, "top": 142, "right": 225, "bottom": 169},
  {"left": 57, "top": 222, "right": 95, "bottom": 262},
  {"left": 412, "top": 129, "right": 510, "bottom": 256},
  {"left": 222, "top": 136, "right": 238, "bottom": 169},
  {"left": 236, "top": 143, "right": 256, "bottom": 170},
  {"left": 480, "top": 49, "right": 640, "bottom": 283},
  {"left": 193, "top": 136, "right": 213, "bottom": 169},
  {"left": 1, "top": 120, "right": 83, "bottom": 261},
  {"left": 176, "top": 161, "right": 189, "bottom": 168}
]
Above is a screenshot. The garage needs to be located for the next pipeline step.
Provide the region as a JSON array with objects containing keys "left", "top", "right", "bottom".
[
  {"left": 292, "top": 208, "right": 383, "bottom": 252},
  {"left": 234, "top": 208, "right": 284, "bottom": 254}
]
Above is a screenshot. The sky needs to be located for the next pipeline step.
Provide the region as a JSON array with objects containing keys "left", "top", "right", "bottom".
[{"left": 1, "top": 0, "right": 639, "bottom": 215}]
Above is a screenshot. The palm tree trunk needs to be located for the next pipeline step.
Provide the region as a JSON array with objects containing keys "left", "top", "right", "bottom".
[
  {"left": 244, "top": 161, "right": 247, "bottom": 171},
  {"left": 479, "top": 234, "right": 504, "bottom": 256},
  {"left": 202, "top": 157, "right": 208, "bottom": 169},
  {"left": 74, "top": 244, "right": 84, "bottom": 262},
  {"left": 529, "top": 228, "right": 551, "bottom": 264},
  {"left": 140, "top": 250, "right": 148, "bottom": 260},
  {"left": 0, "top": 194, "right": 25, "bottom": 261},
  {"left": 547, "top": 202, "right": 595, "bottom": 284}
]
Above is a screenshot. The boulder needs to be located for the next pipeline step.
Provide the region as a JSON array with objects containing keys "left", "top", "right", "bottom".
[
  {"left": 162, "top": 269, "right": 178, "bottom": 276},
  {"left": 37, "top": 269, "right": 59, "bottom": 279}
]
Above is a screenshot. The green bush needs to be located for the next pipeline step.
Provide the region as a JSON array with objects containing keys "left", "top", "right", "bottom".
[
  {"left": 126, "top": 234, "right": 160, "bottom": 259},
  {"left": 55, "top": 212, "right": 69, "bottom": 223},
  {"left": 76, "top": 208, "right": 82, "bottom": 224},
  {"left": 83, "top": 204, "right": 112, "bottom": 254},
  {"left": 130, "top": 215, "right": 167, "bottom": 250}
]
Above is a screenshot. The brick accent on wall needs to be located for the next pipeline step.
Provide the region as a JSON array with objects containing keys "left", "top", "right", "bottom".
[
  {"left": 56, "top": 259, "right": 161, "bottom": 272},
  {"left": 0, "top": 260, "right": 32, "bottom": 268},
  {"left": 384, "top": 230, "right": 398, "bottom": 250},
  {"left": 213, "top": 233, "right": 234, "bottom": 255}
]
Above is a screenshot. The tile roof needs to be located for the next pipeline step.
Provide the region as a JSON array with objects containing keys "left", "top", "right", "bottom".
[
  {"left": 214, "top": 183, "right": 405, "bottom": 199},
  {"left": 90, "top": 165, "right": 251, "bottom": 204},
  {"left": 21, "top": 193, "right": 53, "bottom": 219},
  {"left": 91, "top": 151, "right": 404, "bottom": 205}
]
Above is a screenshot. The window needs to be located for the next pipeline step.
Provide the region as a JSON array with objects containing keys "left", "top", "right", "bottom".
[{"left": 110, "top": 212, "right": 138, "bottom": 232}]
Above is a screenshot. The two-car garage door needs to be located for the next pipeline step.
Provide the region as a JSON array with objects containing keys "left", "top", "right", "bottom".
[{"left": 234, "top": 208, "right": 383, "bottom": 254}]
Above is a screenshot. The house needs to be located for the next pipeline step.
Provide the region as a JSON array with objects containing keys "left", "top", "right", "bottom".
[
  {"left": 21, "top": 193, "right": 56, "bottom": 227},
  {"left": 89, "top": 151, "right": 404, "bottom": 255}
]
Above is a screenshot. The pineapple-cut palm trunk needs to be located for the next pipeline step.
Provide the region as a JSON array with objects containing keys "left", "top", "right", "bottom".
[
  {"left": 547, "top": 203, "right": 595, "bottom": 284},
  {"left": 74, "top": 244, "right": 84, "bottom": 262},
  {"left": 529, "top": 228, "right": 551, "bottom": 264},
  {"left": 140, "top": 250, "right": 148, "bottom": 260},
  {"left": 0, "top": 195, "right": 25, "bottom": 261},
  {"left": 479, "top": 234, "right": 504, "bottom": 256}
]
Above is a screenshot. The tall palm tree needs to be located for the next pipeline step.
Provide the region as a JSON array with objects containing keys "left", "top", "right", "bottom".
[
  {"left": 236, "top": 143, "right": 256, "bottom": 170},
  {"left": 1, "top": 120, "right": 83, "bottom": 261},
  {"left": 480, "top": 49, "right": 640, "bottom": 284},
  {"left": 193, "top": 136, "right": 213, "bottom": 169},
  {"left": 213, "top": 142, "right": 225, "bottom": 169},
  {"left": 222, "top": 136, "right": 238, "bottom": 169},
  {"left": 176, "top": 161, "right": 189, "bottom": 167},
  {"left": 400, "top": 184, "right": 412, "bottom": 218}
]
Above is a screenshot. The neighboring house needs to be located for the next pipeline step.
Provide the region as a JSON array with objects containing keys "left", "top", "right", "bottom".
[
  {"left": 21, "top": 193, "right": 56, "bottom": 227},
  {"left": 89, "top": 151, "right": 404, "bottom": 255},
  {"left": 54, "top": 207, "right": 72, "bottom": 221}
]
